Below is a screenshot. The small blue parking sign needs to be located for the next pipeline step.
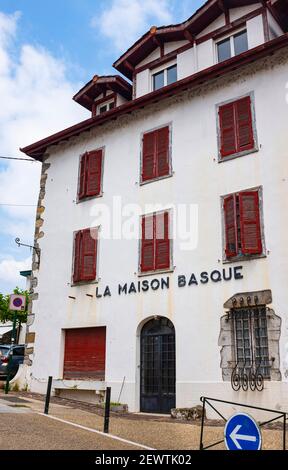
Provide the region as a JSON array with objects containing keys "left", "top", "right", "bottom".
[{"left": 224, "top": 413, "right": 261, "bottom": 450}]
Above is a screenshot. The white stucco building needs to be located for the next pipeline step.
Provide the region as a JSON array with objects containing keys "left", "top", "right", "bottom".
[{"left": 21, "top": 0, "right": 288, "bottom": 415}]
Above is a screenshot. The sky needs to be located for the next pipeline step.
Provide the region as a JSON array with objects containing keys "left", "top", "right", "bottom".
[{"left": 0, "top": 0, "right": 203, "bottom": 294}]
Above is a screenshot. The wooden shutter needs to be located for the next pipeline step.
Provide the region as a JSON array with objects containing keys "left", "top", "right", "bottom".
[
  {"left": 236, "top": 96, "right": 254, "bottom": 152},
  {"left": 80, "top": 228, "right": 97, "bottom": 281},
  {"left": 64, "top": 327, "right": 106, "bottom": 380},
  {"left": 156, "top": 126, "right": 170, "bottom": 177},
  {"left": 239, "top": 191, "right": 262, "bottom": 255},
  {"left": 73, "top": 231, "right": 82, "bottom": 283},
  {"left": 223, "top": 195, "right": 237, "bottom": 258},
  {"left": 142, "top": 131, "right": 156, "bottom": 182},
  {"left": 78, "top": 153, "right": 87, "bottom": 200},
  {"left": 219, "top": 103, "right": 236, "bottom": 157},
  {"left": 155, "top": 212, "right": 170, "bottom": 270},
  {"left": 141, "top": 215, "right": 155, "bottom": 272},
  {"left": 86, "top": 150, "right": 103, "bottom": 197}
]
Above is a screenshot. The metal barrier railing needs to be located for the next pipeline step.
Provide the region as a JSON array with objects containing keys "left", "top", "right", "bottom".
[{"left": 199, "top": 396, "right": 287, "bottom": 450}]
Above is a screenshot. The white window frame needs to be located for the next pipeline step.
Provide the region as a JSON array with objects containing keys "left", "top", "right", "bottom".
[
  {"left": 215, "top": 28, "right": 248, "bottom": 64},
  {"left": 97, "top": 99, "right": 115, "bottom": 115},
  {"left": 151, "top": 61, "right": 177, "bottom": 92}
]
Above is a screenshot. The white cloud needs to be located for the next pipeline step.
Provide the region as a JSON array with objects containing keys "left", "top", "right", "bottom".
[
  {"left": 0, "top": 256, "right": 31, "bottom": 283},
  {"left": 0, "top": 12, "right": 88, "bottom": 242},
  {"left": 91, "top": 0, "right": 173, "bottom": 52},
  {"left": 0, "top": 11, "right": 88, "bottom": 288}
]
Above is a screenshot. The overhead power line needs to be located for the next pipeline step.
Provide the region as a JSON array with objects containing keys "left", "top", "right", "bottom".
[
  {"left": 0, "top": 155, "right": 38, "bottom": 162},
  {"left": 0, "top": 203, "right": 37, "bottom": 207}
]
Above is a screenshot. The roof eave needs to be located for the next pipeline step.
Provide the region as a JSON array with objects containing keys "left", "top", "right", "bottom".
[{"left": 21, "top": 34, "right": 288, "bottom": 161}]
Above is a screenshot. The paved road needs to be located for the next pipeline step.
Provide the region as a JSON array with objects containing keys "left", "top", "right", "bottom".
[
  {"left": 0, "top": 395, "right": 284, "bottom": 450},
  {"left": 0, "top": 399, "right": 140, "bottom": 450}
]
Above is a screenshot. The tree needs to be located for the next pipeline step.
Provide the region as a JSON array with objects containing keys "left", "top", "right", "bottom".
[{"left": 0, "top": 287, "right": 29, "bottom": 324}]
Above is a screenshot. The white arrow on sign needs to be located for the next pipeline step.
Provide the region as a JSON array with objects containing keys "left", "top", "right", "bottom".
[{"left": 230, "top": 425, "right": 257, "bottom": 450}]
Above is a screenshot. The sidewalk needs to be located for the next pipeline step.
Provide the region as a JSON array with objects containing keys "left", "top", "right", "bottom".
[{"left": 0, "top": 391, "right": 285, "bottom": 450}]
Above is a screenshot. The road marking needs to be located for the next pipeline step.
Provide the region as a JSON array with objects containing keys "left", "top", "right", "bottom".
[{"left": 39, "top": 413, "right": 155, "bottom": 450}]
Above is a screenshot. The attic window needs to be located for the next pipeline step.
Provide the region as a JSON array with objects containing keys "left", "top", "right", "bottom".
[
  {"left": 217, "top": 30, "right": 248, "bottom": 63},
  {"left": 98, "top": 101, "right": 115, "bottom": 115},
  {"left": 152, "top": 64, "right": 177, "bottom": 91}
]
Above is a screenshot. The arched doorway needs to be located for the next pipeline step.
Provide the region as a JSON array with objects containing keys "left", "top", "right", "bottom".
[{"left": 140, "top": 317, "right": 175, "bottom": 413}]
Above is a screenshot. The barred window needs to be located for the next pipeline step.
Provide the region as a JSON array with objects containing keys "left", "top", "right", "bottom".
[{"left": 233, "top": 307, "right": 270, "bottom": 378}]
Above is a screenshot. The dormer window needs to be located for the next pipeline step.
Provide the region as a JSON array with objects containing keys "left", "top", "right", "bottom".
[
  {"left": 152, "top": 64, "right": 177, "bottom": 91},
  {"left": 216, "top": 29, "right": 248, "bottom": 63},
  {"left": 98, "top": 100, "right": 115, "bottom": 115}
]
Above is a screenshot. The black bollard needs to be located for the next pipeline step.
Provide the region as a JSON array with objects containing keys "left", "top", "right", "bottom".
[
  {"left": 44, "top": 376, "right": 53, "bottom": 415},
  {"left": 104, "top": 387, "right": 111, "bottom": 433}
]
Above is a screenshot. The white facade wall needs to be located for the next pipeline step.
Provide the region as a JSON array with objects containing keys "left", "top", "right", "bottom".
[
  {"left": 229, "top": 4, "right": 261, "bottom": 22},
  {"left": 137, "top": 48, "right": 160, "bottom": 68},
  {"left": 135, "top": 6, "right": 266, "bottom": 97},
  {"left": 135, "top": 69, "right": 150, "bottom": 98},
  {"left": 196, "top": 13, "right": 225, "bottom": 38},
  {"left": 196, "top": 39, "right": 214, "bottom": 72},
  {"left": 267, "top": 10, "right": 284, "bottom": 37},
  {"left": 164, "top": 40, "right": 189, "bottom": 55},
  {"left": 177, "top": 48, "right": 196, "bottom": 80},
  {"left": 247, "top": 16, "right": 265, "bottom": 49},
  {"left": 29, "top": 53, "right": 288, "bottom": 413},
  {"left": 116, "top": 94, "right": 127, "bottom": 107}
]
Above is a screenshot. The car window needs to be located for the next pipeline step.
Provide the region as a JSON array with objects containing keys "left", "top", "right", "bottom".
[
  {"left": 12, "top": 347, "right": 24, "bottom": 356},
  {"left": 0, "top": 347, "right": 9, "bottom": 356}
]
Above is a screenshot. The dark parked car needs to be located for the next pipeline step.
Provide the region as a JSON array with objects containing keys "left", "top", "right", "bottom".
[{"left": 0, "top": 344, "right": 25, "bottom": 379}]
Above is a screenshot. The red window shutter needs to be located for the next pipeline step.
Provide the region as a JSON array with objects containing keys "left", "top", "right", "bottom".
[
  {"left": 239, "top": 191, "right": 262, "bottom": 255},
  {"left": 80, "top": 228, "right": 97, "bottom": 281},
  {"left": 86, "top": 150, "right": 103, "bottom": 197},
  {"left": 73, "top": 231, "right": 82, "bottom": 283},
  {"left": 236, "top": 96, "right": 254, "bottom": 152},
  {"left": 156, "top": 126, "right": 170, "bottom": 177},
  {"left": 64, "top": 327, "right": 106, "bottom": 380},
  {"left": 223, "top": 195, "right": 237, "bottom": 258},
  {"left": 219, "top": 103, "right": 237, "bottom": 157},
  {"left": 141, "top": 215, "right": 155, "bottom": 272},
  {"left": 155, "top": 212, "right": 170, "bottom": 270},
  {"left": 78, "top": 154, "right": 87, "bottom": 200},
  {"left": 142, "top": 131, "right": 156, "bottom": 182}
]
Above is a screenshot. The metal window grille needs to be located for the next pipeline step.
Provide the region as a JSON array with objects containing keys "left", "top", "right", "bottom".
[{"left": 233, "top": 307, "right": 270, "bottom": 378}]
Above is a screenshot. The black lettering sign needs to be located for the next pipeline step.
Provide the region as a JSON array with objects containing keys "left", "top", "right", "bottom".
[
  {"left": 142, "top": 280, "right": 149, "bottom": 292},
  {"left": 161, "top": 277, "right": 170, "bottom": 290},
  {"left": 103, "top": 286, "right": 111, "bottom": 297},
  {"left": 128, "top": 283, "right": 137, "bottom": 294},
  {"left": 188, "top": 274, "right": 198, "bottom": 286},
  {"left": 178, "top": 275, "right": 186, "bottom": 288},
  {"left": 211, "top": 270, "right": 222, "bottom": 282},
  {"left": 234, "top": 266, "right": 244, "bottom": 280},
  {"left": 96, "top": 287, "right": 102, "bottom": 298},
  {"left": 151, "top": 279, "right": 160, "bottom": 291},
  {"left": 200, "top": 272, "right": 209, "bottom": 284},
  {"left": 223, "top": 267, "right": 232, "bottom": 281},
  {"left": 118, "top": 284, "right": 127, "bottom": 295}
]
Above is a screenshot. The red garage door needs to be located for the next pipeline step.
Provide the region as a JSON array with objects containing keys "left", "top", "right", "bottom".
[{"left": 64, "top": 327, "right": 106, "bottom": 380}]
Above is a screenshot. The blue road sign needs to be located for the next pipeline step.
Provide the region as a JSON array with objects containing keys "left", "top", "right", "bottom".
[{"left": 224, "top": 413, "right": 262, "bottom": 450}]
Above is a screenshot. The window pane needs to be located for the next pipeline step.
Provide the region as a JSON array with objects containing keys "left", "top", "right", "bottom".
[
  {"left": 99, "top": 105, "right": 107, "bottom": 114},
  {"left": 234, "top": 30, "right": 248, "bottom": 56},
  {"left": 109, "top": 102, "right": 115, "bottom": 110},
  {"left": 167, "top": 65, "right": 177, "bottom": 85},
  {"left": 153, "top": 71, "right": 165, "bottom": 91},
  {"left": 217, "top": 38, "right": 231, "bottom": 62}
]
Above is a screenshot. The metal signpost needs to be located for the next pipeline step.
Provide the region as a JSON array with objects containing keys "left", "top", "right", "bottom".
[{"left": 224, "top": 413, "right": 261, "bottom": 450}]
